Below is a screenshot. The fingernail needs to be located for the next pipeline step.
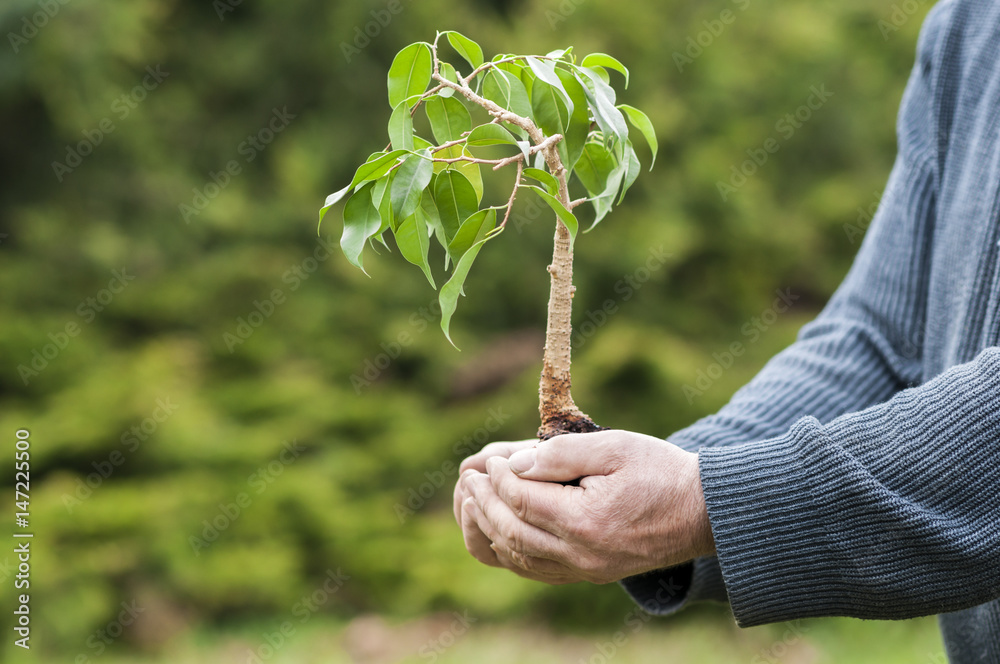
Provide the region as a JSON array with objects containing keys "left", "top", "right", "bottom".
[{"left": 508, "top": 448, "right": 536, "bottom": 474}]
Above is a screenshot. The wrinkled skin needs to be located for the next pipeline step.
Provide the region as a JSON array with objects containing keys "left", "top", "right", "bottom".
[{"left": 453, "top": 430, "right": 715, "bottom": 585}]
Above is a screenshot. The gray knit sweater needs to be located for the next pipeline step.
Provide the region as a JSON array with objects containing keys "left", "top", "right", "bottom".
[{"left": 620, "top": 1, "right": 1000, "bottom": 661}]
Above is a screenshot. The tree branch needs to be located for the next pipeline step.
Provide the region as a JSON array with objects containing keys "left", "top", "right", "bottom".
[
  {"left": 499, "top": 159, "right": 523, "bottom": 230},
  {"left": 431, "top": 72, "right": 545, "bottom": 145},
  {"left": 461, "top": 55, "right": 559, "bottom": 86}
]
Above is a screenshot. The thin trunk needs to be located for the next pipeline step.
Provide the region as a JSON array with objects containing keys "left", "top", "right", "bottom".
[
  {"left": 536, "top": 148, "right": 604, "bottom": 440},
  {"left": 429, "top": 64, "right": 602, "bottom": 439}
]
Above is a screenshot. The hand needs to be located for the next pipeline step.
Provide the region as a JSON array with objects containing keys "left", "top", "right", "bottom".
[
  {"left": 458, "top": 430, "right": 715, "bottom": 585},
  {"left": 453, "top": 438, "right": 538, "bottom": 577}
]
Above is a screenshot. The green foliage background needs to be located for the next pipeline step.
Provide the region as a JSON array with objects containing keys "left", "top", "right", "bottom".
[{"left": 0, "top": 0, "right": 942, "bottom": 660}]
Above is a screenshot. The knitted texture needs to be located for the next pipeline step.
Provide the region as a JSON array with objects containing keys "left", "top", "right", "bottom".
[{"left": 621, "top": 1, "right": 1000, "bottom": 661}]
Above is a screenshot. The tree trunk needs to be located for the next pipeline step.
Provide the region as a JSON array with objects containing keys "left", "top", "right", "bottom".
[{"left": 537, "top": 210, "right": 604, "bottom": 440}]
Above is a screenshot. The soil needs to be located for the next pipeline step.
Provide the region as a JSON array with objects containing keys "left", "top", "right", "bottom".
[{"left": 537, "top": 411, "right": 607, "bottom": 440}]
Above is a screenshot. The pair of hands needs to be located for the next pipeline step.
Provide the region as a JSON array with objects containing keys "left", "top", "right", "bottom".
[{"left": 452, "top": 429, "right": 716, "bottom": 585}]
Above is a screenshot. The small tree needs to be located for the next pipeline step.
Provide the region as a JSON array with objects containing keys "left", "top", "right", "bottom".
[{"left": 320, "top": 32, "right": 657, "bottom": 439}]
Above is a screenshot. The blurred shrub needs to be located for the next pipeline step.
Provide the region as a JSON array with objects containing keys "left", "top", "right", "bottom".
[{"left": 0, "top": 0, "right": 929, "bottom": 656}]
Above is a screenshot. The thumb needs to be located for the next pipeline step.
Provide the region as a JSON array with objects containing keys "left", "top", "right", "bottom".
[{"left": 507, "top": 431, "right": 621, "bottom": 482}]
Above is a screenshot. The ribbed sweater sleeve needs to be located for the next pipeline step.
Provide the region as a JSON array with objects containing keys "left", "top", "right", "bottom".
[
  {"left": 621, "top": 0, "right": 968, "bottom": 618},
  {"left": 665, "top": 19, "right": 942, "bottom": 454},
  {"left": 702, "top": 347, "right": 1000, "bottom": 624}
]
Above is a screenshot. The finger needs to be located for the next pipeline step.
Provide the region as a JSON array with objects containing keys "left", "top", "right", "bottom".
[
  {"left": 506, "top": 430, "right": 626, "bottom": 482},
  {"left": 459, "top": 439, "right": 536, "bottom": 475},
  {"left": 485, "top": 456, "right": 581, "bottom": 539},
  {"left": 457, "top": 441, "right": 534, "bottom": 524},
  {"left": 461, "top": 496, "right": 502, "bottom": 568},
  {"left": 462, "top": 490, "right": 577, "bottom": 583},
  {"left": 454, "top": 468, "right": 478, "bottom": 525},
  {"left": 491, "top": 546, "right": 580, "bottom": 585},
  {"left": 465, "top": 471, "right": 573, "bottom": 563}
]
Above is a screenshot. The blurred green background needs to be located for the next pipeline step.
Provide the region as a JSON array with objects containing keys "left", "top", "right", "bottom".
[{"left": 0, "top": 0, "right": 946, "bottom": 661}]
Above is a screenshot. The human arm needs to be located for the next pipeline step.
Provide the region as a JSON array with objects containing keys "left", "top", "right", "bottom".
[{"left": 465, "top": 345, "right": 1000, "bottom": 624}]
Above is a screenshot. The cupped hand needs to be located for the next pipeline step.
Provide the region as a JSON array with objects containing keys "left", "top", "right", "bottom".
[{"left": 456, "top": 430, "right": 715, "bottom": 585}]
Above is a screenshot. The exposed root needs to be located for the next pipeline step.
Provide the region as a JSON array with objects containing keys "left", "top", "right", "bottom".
[{"left": 537, "top": 410, "right": 607, "bottom": 440}]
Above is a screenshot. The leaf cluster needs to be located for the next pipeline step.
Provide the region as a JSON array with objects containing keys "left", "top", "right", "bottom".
[{"left": 320, "top": 32, "right": 657, "bottom": 344}]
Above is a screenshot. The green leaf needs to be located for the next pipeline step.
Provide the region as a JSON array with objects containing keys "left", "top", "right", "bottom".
[
  {"left": 389, "top": 150, "right": 434, "bottom": 224},
  {"left": 588, "top": 65, "right": 611, "bottom": 85},
  {"left": 432, "top": 170, "right": 479, "bottom": 246},
  {"left": 318, "top": 184, "right": 351, "bottom": 232},
  {"left": 619, "top": 140, "right": 641, "bottom": 204},
  {"left": 618, "top": 104, "right": 658, "bottom": 168},
  {"left": 444, "top": 31, "right": 483, "bottom": 71},
  {"left": 388, "top": 43, "right": 433, "bottom": 109},
  {"left": 388, "top": 101, "right": 414, "bottom": 151},
  {"left": 439, "top": 228, "right": 502, "bottom": 347},
  {"left": 349, "top": 150, "right": 408, "bottom": 189},
  {"left": 525, "top": 56, "right": 574, "bottom": 116},
  {"left": 482, "top": 69, "right": 532, "bottom": 118},
  {"left": 530, "top": 76, "right": 569, "bottom": 138},
  {"left": 556, "top": 69, "right": 591, "bottom": 171},
  {"left": 420, "top": 191, "right": 446, "bottom": 247},
  {"left": 573, "top": 65, "right": 629, "bottom": 149},
  {"left": 340, "top": 183, "right": 382, "bottom": 274},
  {"left": 370, "top": 175, "right": 394, "bottom": 249},
  {"left": 581, "top": 53, "right": 629, "bottom": 87},
  {"left": 426, "top": 95, "right": 472, "bottom": 144},
  {"left": 515, "top": 140, "right": 531, "bottom": 161},
  {"left": 466, "top": 123, "right": 519, "bottom": 147},
  {"left": 574, "top": 140, "right": 617, "bottom": 197},
  {"left": 522, "top": 167, "right": 559, "bottom": 194},
  {"left": 412, "top": 136, "right": 434, "bottom": 151},
  {"left": 524, "top": 184, "right": 579, "bottom": 248},
  {"left": 546, "top": 47, "right": 574, "bottom": 62},
  {"left": 447, "top": 208, "right": 496, "bottom": 263},
  {"left": 396, "top": 208, "right": 435, "bottom": 288},
  {"left": 574, "top": 140, "right": 624, "bottom": 228},
  {"left": 433, "top": 145, "right": 483, "bottom": 202},
  {"left": 438, "top": 62, "right": 458, "bottom": 98},
  {"left": 495, "top": 59, "right": 526, "bottom": 78}
]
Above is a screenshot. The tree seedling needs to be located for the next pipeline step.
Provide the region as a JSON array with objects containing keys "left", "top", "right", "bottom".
[{"left": 320, "top": 31, "right": 657, "bottom": 439}]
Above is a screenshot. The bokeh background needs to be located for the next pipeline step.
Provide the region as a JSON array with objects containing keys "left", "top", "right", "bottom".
[{"left": 0, "top": 0, "right": 946, "bottom": 661}]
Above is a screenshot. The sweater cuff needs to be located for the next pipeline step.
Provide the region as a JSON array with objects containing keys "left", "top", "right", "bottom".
[
  {"left": 698, "top": 417, "right": 843, "bottom": 626},
  {"left": 618, "top": 556, "right": 729, "bottom": 615}
]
